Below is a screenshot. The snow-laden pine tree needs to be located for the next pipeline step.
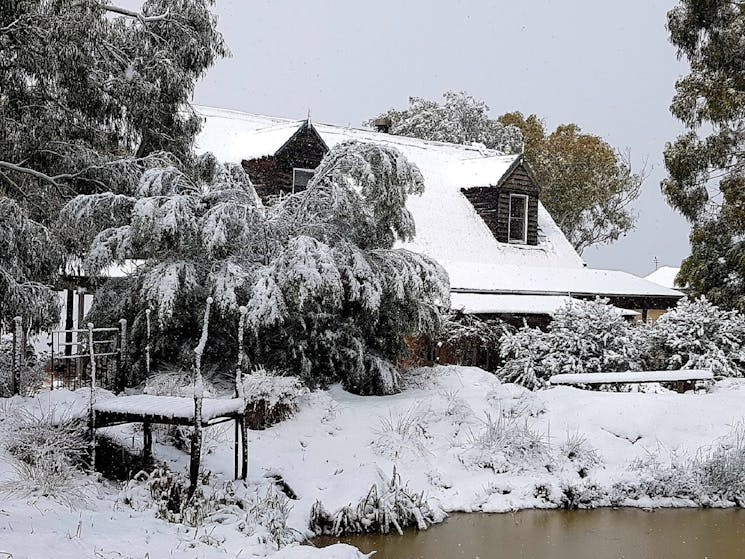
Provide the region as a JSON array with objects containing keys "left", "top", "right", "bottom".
[
  {"left": 60, "top": 142, "right": 449, "bottom": 394},
  {"left": 648, "top": 297, "right": 745, "bottom": 377},
  {"left": 500, "top": 298, "right": 645, "bottom": 388}
]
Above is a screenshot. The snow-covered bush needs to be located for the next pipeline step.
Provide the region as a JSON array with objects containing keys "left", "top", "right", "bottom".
[
  {"left": 242, "top": 368, "right": 307, "bottom": 429},
  {"left": 309, "top": 467, "right": 445, "bottom": 536},
  {"left": 0, "top": 407, "right": 88, "bottom": 502},
  {"left": 647, "top": 297, "right": 745, "bottom": 377},
  {"left": 499, "top": 298, "right": 645, "bottom": 388},
  {"left": 436, "top": 311, "right": 507, "bottom": 371},
  {"left": 458, "top": 412, "right": 551, "bottom": 473},
  {"left": 498, "top": 327, "right": 551, "bottom": 390},
  {"left": 61, "top": 142, "right": 449, "bottom": 395}
]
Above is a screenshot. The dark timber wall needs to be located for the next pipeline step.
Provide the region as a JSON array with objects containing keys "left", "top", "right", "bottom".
[
  {"left": 462, "top": 163, "right": 540, "bottom": 245},
  {"left": 242, "top": 122, "right": 328, "bottom": 202}
]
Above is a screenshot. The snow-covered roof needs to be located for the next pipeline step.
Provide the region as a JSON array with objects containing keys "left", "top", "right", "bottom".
[
  {"left": 194, "top": 106, "right": 682, "bottom": 305},
  {"left": 450, "top": 292, "right": 639, "bottom": 317},
  {"left": 644, "top": 266, "right": 681, "bottom": 290},
  {"left": 447, "top": 263, "right": 683, "bottom": 298}
]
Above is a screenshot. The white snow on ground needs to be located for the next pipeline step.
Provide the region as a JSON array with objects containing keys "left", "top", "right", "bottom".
[{"left": 3, "top": 365, "right": 745, "bottom": 558}]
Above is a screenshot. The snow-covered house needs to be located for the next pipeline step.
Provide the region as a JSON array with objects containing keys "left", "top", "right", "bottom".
[{"left": 195, "top": 106, "right": 682, "bottom": 325}]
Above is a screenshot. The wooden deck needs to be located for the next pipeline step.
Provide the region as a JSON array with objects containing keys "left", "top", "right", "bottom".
[{"left": 92, "top": 395, "right": 248, "bottom": 479}]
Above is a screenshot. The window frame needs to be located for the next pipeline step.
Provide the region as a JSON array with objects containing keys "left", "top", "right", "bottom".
[
  {"left": 292, "top": 168, "right": 315, "bottom": 193},
  {"left": 507, "top": 193, "right": 529, "bottom": 244}
]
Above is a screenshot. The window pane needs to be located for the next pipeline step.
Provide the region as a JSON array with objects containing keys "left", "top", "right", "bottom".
[
  {"left": 293, "top": 168, "right": 314, "bottom": 189},
  {"left": 510, "top": 195, "right": 525, "bottom": 218},
  {"left": 508, "top": 195, "right": 527, "bottom": 242}
]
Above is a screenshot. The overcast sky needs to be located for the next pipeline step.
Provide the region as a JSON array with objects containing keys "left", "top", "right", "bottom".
[{"left": 184, "top": 0, "right": 691, "bottom": 277}]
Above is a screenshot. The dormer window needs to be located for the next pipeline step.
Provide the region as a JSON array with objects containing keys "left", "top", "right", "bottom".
[
  {"left": 508, "top": 193, "right": 528, "bottom": 244},
  {"left": 292, "top": 168, "right": 315, "bottom": 192}
]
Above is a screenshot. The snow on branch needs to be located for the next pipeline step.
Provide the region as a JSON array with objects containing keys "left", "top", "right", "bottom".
[{"left": 103, "top": 4, "right": 170, "bottom": 24}]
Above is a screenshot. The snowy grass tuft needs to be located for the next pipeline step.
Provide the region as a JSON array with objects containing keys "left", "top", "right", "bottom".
[
  {"left": 0, "top": 407, "right": 88, "bottom": 504},
  {"left": 309, "top": 466, "right": 445, "bottom": 536},
  {"left": 458, "top": 412, "right": 551, "bottom": 473},
  {"left": 370, "top": 406, "right": 433, "bottom": 460},
  {"left": 557, "top": 432, "right": 602, "bottom": 478}
]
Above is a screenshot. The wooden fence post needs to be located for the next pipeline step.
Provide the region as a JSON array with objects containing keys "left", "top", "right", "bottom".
[
  {"left": 118, "top": 318, "right": 128, "bottom": 391},
  {"left": 88, "top": 322, "right": 97, "bottom": 472},
  {"left": 11, "top": 316, "right": 22, "bottom": 395},
  {"left": 145, "top": 308, "right": 151, "bottom": 377}
]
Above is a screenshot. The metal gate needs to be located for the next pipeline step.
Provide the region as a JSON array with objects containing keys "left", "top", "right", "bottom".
[{"left": 49, "top": 321, "right": 128, "bottom": 392}]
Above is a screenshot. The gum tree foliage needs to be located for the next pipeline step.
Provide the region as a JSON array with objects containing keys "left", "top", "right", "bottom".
[
  {"left": 663, "top": 1, "right": 745, "bottom": 310},
  {"left": 60, "top": 142, "right": 449, "bottom": 395},
  {"left": 648, "top": 297, "right": 745, "bottom": 377},
  {"left": 499, "top": 299, "right": 644, "bottom": 389},
  {"left": 498, "top": 113, "right": 644, "bottom": 253},
  {"left": 0, "top": 197, "right": 61, "bottom": 332},
  {"left": 0, "top": 0, "right": 227, "bottom": 223},
  {"left": 371, "top": 91, "right": 524, "bottom": 154}
]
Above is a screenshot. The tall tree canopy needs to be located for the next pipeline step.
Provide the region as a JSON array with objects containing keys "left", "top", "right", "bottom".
[
  {"left": 60, "top": 143, "right": 449, "bottom": 395},
  {"left": 663, "top": 1, "right": 745, "bottom": 310},
  {"left": 499, "top": 114, "right": 643, "bottom": 254},
  {"left": 371, "top": 92, "right": 644, "bottom": 253},
  {"left": 0, "top": 0, "right": 227, "bottom": 222},
  {"left": 0, "top": 196, "right": 61, "bottom": 332},
  {"left": 371, "top": 91, "right": 524, "bottom": 155}
]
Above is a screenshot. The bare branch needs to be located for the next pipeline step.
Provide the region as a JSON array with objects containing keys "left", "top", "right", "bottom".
[
  {"left": 102, "top": 4, "right": 170, "bottom": 24},
  {"left": 0, "top": 160, "right": 63, "bottom": 187}
]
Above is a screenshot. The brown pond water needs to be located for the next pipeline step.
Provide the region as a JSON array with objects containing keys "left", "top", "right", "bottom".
[{"left": 314, "top": 509, "right": 745, "bottom": 558}]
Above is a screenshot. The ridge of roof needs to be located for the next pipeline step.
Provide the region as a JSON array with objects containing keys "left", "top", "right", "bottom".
[{"left": 196, "top": 105, "right": 519, "bottom": 160}]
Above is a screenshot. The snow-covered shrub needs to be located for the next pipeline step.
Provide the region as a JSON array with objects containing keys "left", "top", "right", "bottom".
[
  {"left": 647, "top": 297, "right": 745, "bottom": 377},
  {"left": 0, "top": 407, "right": 88, "bottom": 502},
  {"left": 309, "top": 467, "right": 445, "bottom": 536},
  {"left": 436, "top": 311, "right": 507, "bottom": 371},
  {"left": 242, "top": 368, "right": 307, "bottom": 429},
  {"left": 458, "top": 412, "right": 551, "bottom": 473},
  {"left": 499, "top": 298, "right": 645, "bottom": 388},
  {"left": 371, "top": 406, "right": 433, "bottom": 460},
  {"left": 498, "top": 327, "right": 551, "bottom": 390}
]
